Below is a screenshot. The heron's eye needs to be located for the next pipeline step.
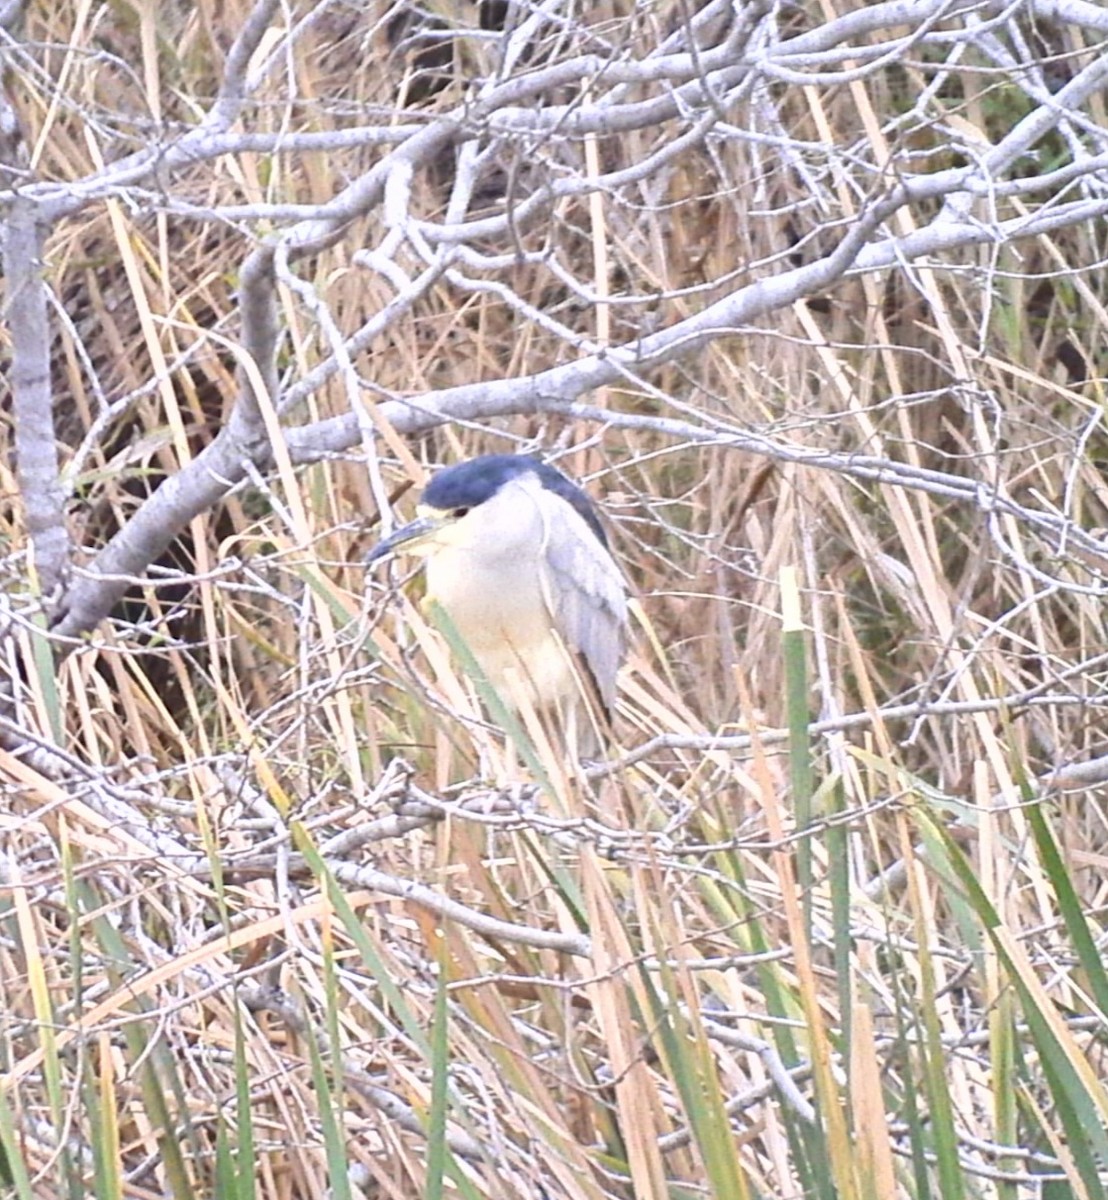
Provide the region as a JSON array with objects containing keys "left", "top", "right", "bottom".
[{"left": 452, "top": 507, "right": 470, "bottom": 519}]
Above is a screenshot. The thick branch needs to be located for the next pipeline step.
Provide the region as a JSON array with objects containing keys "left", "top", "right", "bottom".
[
  {"left": 3, "top": 198, "right": 64, "bottom": 596},
  {"left": 0, "top": 78, "right": 66, "bottom": 597}
]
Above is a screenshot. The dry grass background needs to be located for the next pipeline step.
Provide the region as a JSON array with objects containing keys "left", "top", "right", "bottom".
[{"left": 3, "top": 1, "right": 1108, "bottom": 1197}]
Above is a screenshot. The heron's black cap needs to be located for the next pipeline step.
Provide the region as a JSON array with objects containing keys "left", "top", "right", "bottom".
[{"left": 423, "top": 455, "right": 609, "bottom": 547}]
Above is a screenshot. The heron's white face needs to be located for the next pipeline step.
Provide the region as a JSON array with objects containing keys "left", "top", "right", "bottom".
[
  {"left": 369, "top": 473, "right": 552, "bottom": 567},
  {"left": 417, "top": 475, "right": 550, "bottom": 563}
]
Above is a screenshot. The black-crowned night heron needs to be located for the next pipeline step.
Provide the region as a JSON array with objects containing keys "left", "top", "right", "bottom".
[{"left": 368, "top": 455, "right": 628, "bottom": 755}]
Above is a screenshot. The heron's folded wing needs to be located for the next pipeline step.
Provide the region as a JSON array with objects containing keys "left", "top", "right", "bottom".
[{"left": 536, "top": 490, "right": 628, "bottom": 716}]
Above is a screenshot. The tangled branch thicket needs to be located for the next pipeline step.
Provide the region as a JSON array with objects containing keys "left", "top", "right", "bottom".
[{"left": 4, "top": 0, "right": 1108, "bottom": 1196}]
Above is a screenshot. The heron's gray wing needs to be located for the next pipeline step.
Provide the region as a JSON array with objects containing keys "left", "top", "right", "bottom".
[{"left": 535, "top": 489, "right": 628, "bottom": 716}]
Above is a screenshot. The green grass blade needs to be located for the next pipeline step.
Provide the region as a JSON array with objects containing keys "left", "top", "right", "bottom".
[{"left": 426, "top": 958, "right": 449, "bottom": 1200}]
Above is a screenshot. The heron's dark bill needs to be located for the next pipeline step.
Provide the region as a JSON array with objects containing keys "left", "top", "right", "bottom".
[{"left": 366, "top": 515, "right": 444, "bottom": 564}]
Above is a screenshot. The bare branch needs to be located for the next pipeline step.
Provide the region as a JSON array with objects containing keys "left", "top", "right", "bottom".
[{"left": 0, "top": 60, "right": 65, "bottom": 597}]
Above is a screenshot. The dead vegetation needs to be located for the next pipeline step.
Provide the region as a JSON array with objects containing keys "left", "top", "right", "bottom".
[{"left": 3, "top": 1, "right": 1108, "bottom": 1197}]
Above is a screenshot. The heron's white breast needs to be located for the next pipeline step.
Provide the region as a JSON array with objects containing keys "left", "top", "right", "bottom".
[{"left": 425, "top": 544, "right": 578, "bottom": 710}]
